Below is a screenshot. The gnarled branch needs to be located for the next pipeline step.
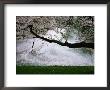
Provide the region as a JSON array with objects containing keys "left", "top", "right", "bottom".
[{"left": 28, "top": 25, "right": 94, "bottom": 49}]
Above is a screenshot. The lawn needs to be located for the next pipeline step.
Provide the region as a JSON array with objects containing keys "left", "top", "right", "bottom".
[{"left": 16, "top": 66, "right": 94, "bottom": 74}]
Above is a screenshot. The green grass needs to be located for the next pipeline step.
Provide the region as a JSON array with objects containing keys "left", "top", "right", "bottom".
[{"left": 16, "top": 66, "right": 94, "bottom": 74}]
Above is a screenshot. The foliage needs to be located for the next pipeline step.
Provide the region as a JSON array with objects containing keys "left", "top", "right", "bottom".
[{"left": 16, "top": 16, "right": 94, "bottom": 43}]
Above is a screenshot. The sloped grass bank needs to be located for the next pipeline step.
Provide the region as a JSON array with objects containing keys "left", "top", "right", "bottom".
[{"left": 16, "top": 66, "right": 94, "bottom": 74}]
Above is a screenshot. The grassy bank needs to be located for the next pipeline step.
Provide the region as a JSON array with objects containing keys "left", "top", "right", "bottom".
[{"left": 16, "top": 66, "right": 94, "bottom": 74}]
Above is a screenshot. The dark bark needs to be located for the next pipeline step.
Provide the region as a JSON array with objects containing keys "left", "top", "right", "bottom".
[{"left": 28, "top": 25, "right": 94, "bottom": 49}]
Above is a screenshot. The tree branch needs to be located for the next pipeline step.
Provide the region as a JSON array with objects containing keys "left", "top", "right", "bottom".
[{"left": 28, "top": 25, "right": 94, "bottom": 49}]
